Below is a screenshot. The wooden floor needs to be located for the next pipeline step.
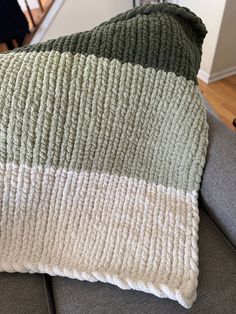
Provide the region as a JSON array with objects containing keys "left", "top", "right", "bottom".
[{"left": 199, "top": 75, "right": 236, "bottom": 131}]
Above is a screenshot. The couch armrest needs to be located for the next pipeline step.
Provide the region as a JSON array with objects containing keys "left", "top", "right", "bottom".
[{"left": 200, "top": 111, "right": 236, "bottom": 248}]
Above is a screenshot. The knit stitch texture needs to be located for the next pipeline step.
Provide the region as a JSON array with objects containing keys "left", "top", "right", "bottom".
[{"left": 0, "top": 4, "right": 208, "bottom": 308}]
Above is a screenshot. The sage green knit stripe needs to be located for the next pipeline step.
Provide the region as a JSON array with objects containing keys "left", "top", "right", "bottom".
[
  {"left": 9, "top": 4, "right": 206, "bottom": 82},
  {"left": 0, "top": 51, "right": 208, "bottom": 192}
]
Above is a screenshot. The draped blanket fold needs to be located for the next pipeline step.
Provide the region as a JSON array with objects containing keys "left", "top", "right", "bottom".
[{"left": 0, "top": 4, "right": 208, "bottom": 308}]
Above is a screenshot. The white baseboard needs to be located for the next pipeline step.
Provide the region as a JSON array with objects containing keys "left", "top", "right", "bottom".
[
  {"left": 30, "top": 0, "right": 65, "bottom": 44},
  {"left": 208, "top": 66, "right": 236, "bottom": 83},
  {"left": 198, "top": 66, "right": 236, "bottom": 84},
  {"left": 197, "top": 69, "right": 210, "bottom": 83}
]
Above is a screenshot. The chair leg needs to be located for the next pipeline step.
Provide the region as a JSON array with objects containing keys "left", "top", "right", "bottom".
[{"left": 5, "top": 39, "right": 15, "bottom": 50}]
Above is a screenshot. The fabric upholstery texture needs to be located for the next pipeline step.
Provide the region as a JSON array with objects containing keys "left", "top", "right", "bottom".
[
  {"left": 0, "top": 273, "right": 54, "bottom": 314},
  {"left": 201, "top": 112, "right": 236, "bottom": 247},
  {"left": 0, "top": 4, "right": 208, "bottom": 308},
  {"left": 51, "top": 209, "right": 236, "bottom": 314}
]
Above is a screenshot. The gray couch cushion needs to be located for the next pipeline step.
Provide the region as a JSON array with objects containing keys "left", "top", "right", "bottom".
[
  {"left": 0, "top": 273, "right": 54, "bottom": 314},
  {"left": 51, "top": 209, "right": 236, "bottom": 314},
  {"left": 201, "top": 112, "right": 236, "bottom": 247}
]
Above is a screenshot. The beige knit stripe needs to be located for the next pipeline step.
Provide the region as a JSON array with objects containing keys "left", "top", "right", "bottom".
[
  {"left": 0, "top": 51, "right": 207, "bottom": 193},
  {"left": 0, "top": 163, "right": 199, "bottom": 307}
]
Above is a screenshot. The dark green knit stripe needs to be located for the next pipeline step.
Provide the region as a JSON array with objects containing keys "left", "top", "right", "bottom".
[{"left": 11, "top": 4, "right": 206, "bottom": 82}]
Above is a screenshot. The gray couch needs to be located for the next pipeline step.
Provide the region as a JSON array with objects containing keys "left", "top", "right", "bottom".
[{"left": 0, "top": 111, "right": 235, "bottom": 314}]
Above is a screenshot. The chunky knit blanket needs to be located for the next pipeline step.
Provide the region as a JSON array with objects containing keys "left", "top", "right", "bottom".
[{"left": 0, "top": 4, "right": 208, "bottom": 308}]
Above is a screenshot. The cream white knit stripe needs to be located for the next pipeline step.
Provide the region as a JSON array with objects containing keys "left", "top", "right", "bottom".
[{"left": 0, "top": 163, "right": 199, "bottom": 308}]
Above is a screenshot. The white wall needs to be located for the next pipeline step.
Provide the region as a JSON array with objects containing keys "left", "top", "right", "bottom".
[
  {"left": 176, "top": 0, "right": 236, "bottom": 82},
  {"left": 42, "top": 0, "right": 132, "bottom": 41},
  {"left": 211, "top": 0, "right": 236, "bottom": 73},
  {"left": 176, "top": 0, "right": 227, "bottom": 74}
]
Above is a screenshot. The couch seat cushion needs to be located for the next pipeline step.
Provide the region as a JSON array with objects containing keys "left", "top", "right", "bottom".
[
  {"left": 51, "top": 209, "right": 236, "bottom": 313},
  {"left": 201, "top": 112, "right": 236, "bottom": 247},
  {"left": 0, "top": 273, "right": 54, "bottom": 314}
]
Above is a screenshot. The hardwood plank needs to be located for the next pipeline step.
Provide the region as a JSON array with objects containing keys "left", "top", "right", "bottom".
[{"left": 199, "top": 75, "right": 236, "bottom": 131}]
